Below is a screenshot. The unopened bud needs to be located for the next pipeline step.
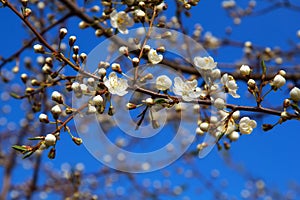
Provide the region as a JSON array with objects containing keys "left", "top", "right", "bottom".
[
  {"left": 69, "top": 36, "right": 76, "bottom": 46},
  {"left": 21, "top": 73, "right": 28, "bottom": 83},
  {"left": 51, "top": 105, "right": 62, "bottom": 119},
  {"left": 73, "top": 45, "right": 79, "bottom": 54},
  {"left": 247, "top": 79, "right": 256, "bottom": 89},
  {"left": 45, "top": 134, "right": 56, "bottom": 146},
  {"left": 145, "top": 98, "right": 154, "bottom": 106},
  {"left": 51, "top": 91, "right": 63, "bottom": 104},
  {"left": 262, "top": 124, "right": 273, "bottom": 131},
  {"left": 31, "top": 79, "right": 40, "bottom": 86},
  {"left": 132, "top": 57, "right": 139, "bottom": 67},
  {"left": 23, "top": 8, "right": 32, "bottom": 17},
  {"left": 97, "top": 68, "right": 106, "bottom": 77},
  {"left": 79, "top": 21, "right": 89, "bottom": 29},
  {"left": 48, "top": 147, "right": 56, "bottom": 159},
  {"left": 126, "top": 102, "right": 137, "bottom": 110},
  {"left": 39, "top": 113, "right": 49, "bottom": 123},
  {"left": 111, "top": 63, "right": 122, "bottom": 73},
  {"left": 80, "top": 53, "right": 87, "bottom": 62},
  {"left": 72, "top": 137, "right": 82, "bottom": 145},
  {"left": 119, "top": 46, "right": 129, "bottom": 56},
  {"left": 33, "top": 44, "right": 45, "bottom": 53},
  {"left": 199, "top": 122, "right": 209, "bottom": 132},
  {"left": 59, "top": 28, "right": 68, "bottom": 39},
  {"left": 108, "top": 105, "right": 115, "bottom": 116},
  {"left": 283, "top": 99, "right": 290, "bottom": 108},
  {"left": 92, "top": 95, "right": 103, "bottom": 106}
]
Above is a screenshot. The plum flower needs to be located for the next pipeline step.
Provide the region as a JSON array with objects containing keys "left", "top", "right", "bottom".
[
  {"left": 239, "top": 117, "right": 257, "bottom": 134},
  {"left": 110, "top": 10, "right": 134, "bottom": 34},
  {"left": 148, "top": 49, "right": 163, "bottom": 64},
  {"left": 156, "top": 75, "right": 172, "bottom": 91},
  {"left": 104, "top": 72, "right": 128, "bottom": 96},
  {"left": 193, "top": 56, "right": 217, "bottom": 71},
  {"left": 221, "top": 73, "right": 240, "bottom": 98},
  {"left": 173, "top": 77, "right": 201, "bottom": 101}
]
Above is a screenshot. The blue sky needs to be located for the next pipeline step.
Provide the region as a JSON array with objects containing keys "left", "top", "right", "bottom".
[{"left": 1, "top": 0, "right": 300, "bottom": 199}]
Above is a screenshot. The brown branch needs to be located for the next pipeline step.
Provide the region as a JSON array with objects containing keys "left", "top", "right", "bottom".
[{"left": 0, "top": 12, "right": 73, "bottom": 69}]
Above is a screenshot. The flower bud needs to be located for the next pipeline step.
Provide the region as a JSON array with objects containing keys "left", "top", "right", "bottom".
[
  {"left": 90, "top": 5, "right": 100, "bottom": 12},
  {"left": 92, "top": 95, "right": 103, "bottom": 106},
  {"left": 45, "top": 134, "right": 56, "bottom": 146},
  {"left": 51, "top": 91, "right": 63, "bottom": 104},
  {"left": 72, "top": 137, "right": 83, "bottom": 145},
  {"left": 196, "top": 127, "right": 205, "bottom": 135},
  {"left": 108, "top": 105, "right": 115, "bottom": 116},
  {"left": 87, "top": 104, "right": 97, "bottom": 114},
  {"left": 279, "top": 69, "right": 286, "bottom": 76},
  {"left": 33, "top": 44, "right": 45, "bottom": 53},
  {"left": 79, "top": 21, "right": 89, "bottom": 29},
  {"left": 42, "top": 64, "right": 52, "bottom": 74},
  {"left": 23, "top": 8, "right": 32, "bottom": 17},
  {"left": 111, "top": 63, "right": 122, "bottom": 73},
  {"left": 69, "top": 36, "right": 76, "bottom": 46},
  {"left": 145, "top": 98, "right": 154, "bottom": 106},
  {"left": 97, "top": 68, "right": 106, "bottom": 77},
  {"left": 290, "top": 87, "right": 300, "bottom": 102},
  {"left": 51, "top": 105, "right": 62, "bottom": 119},
  {"left": 126, "top": 102, "right": 137, "bottom": 110},
  {"left": 262, "top": 124, "right": 273, "bottom": 131},
  {"left": 247, "top": 79, "right": 256, "bottom": 89},
  {"left": 213, "top": 98, "right": 225, "bottom": 110},
  {"left": 39, "top": 113, "right": 49, "bottom": 123},
  {"left": 95, "top": 29, "right": 103, "bottom": 37},
  {"left": 227, "top": 131, "right": 240, "bottom": 141},
  {"left": 59, "top": 28, "right": 68, "bottom": 39},
  {"left": 48, "top": 147, "right": 56, "bottom": 159},
  {"left": 199, "top": 122, "right": 209, "bottom": 132},
  {"left": 80, "top": 53, "right": 87, "bottom": 62},
  {"left": 119, "top": 46, "right": 129, "bottom": 56},
  {"left": 271, "top": 74, "right": 286, "bottom": 89},
  {"left": 283, "top": 99, "right": 290, "bottom": 108},
  {"left": 240, "top": 64, "right": 251, "bottom": 76},
  {"left": 21, "top": 73, "right": 28, "bottom": 83},
  {"left": 132, "top": 57, "right": 140, "bottom": 67},
  {"left": 73, "top": 45, "right": 79, "bottom": 54}
]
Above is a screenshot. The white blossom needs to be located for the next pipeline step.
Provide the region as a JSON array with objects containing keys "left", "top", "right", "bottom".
[
  {"left": 239, "top": 117, "right": 257, "bottom": 134},
  {"left": 240, "top": 64, "right": 251, "bottom": 76},
  {"left": 45, "top": 134, "right": 56, "bottom": 146},
  {"left": 148, "top": 49, "right": 163, "bottom": 64},
  {"left": 221, "top": 73, "right": 240, "bottom": 98},
  {"left": 271, "top": 74, "right": 286, "bottom": 89},
  {"left": 173, "top": 77, "right": 201, "bottom": 101},
  {"left": 104, "top": 72, "right": 128, "bottom": 96},
  {"left": 156, "top": 75, "right": 172, "bottom": 90},
  {"left": 110, "top": 10, "right": 134, "bottom": 34},
  {"left": 194, "top": 56, "right": 217, "bottom": 71},
  {"left": 290, "top": 87, "right": 300, "bottom": 102}
]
